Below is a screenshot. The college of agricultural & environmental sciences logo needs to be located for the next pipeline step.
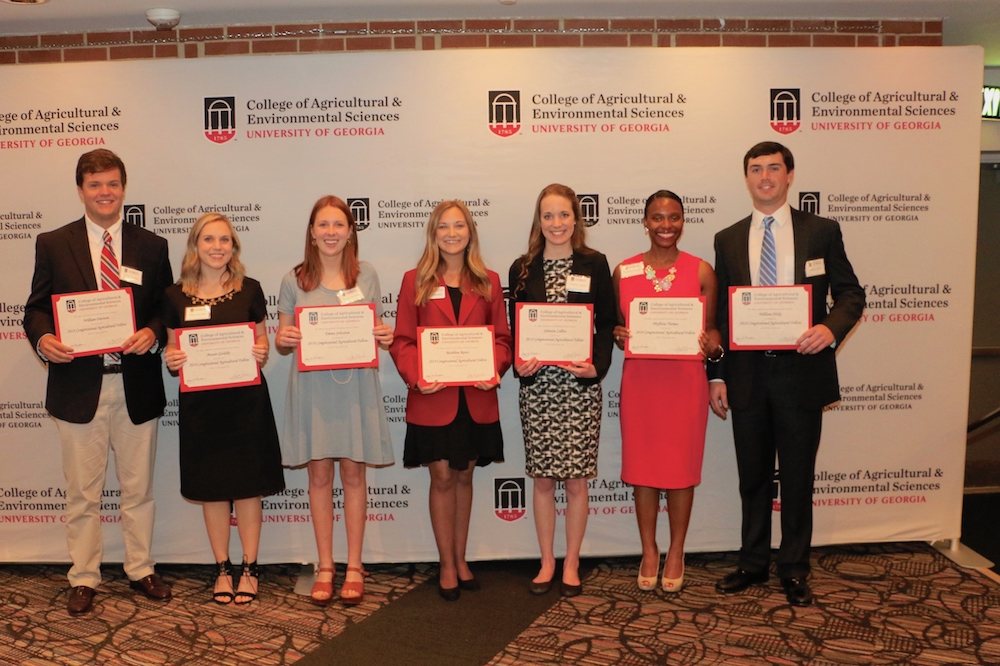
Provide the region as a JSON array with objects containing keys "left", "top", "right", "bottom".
[
  {"left": 799, "top": 192, "right": 820, "bottom": 215},
  {"left": 488, "top": 91, "right": 520, "bottom": 137},
  {"left": 123, "top": 204, "right": 145, "bottom": 228},
  {"left": 770, "top": 89, "right": 801, "bottom": 135},
  {"left": 347, "top": 198, "right": 370, "bottom": 231},
  {"left": 579, "top": 194, "right": 599, "bottom": 227},
  {"left": 204, "top": 97, "right": 236, "bottom": 144},
  {"left": 494, "top": 477, "right": 526, "bottom": 521}
]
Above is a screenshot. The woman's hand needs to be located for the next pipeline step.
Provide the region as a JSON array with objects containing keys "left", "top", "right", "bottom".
[
  {"left": 559, "top": 360, "right": 597, "bottom": 379},
  {"left": 373, "top": 323, "right": 394, "bottom": 349},
  {"left": 275, "top": 324, "right": 301, "bottom": 351},
  {"left": 698, "top": 331, "right": 722, "bottom": 360},
  {"left": 613, "top": 325, "right": 630, "bottom": 350},
  {"left": 514, "top": 357, "right": 541, "bottom": 378},
  {"left": 252, "top": 339, "right": 269, "bottom": 366},
  {"left": 417, "top": 381, "right": 446, "bottom": 395},
  {"left": 164, "top": 348, "right": 186, "bottom": 373},
  {"left": 474, "top": 375, "right": 501, "bottom": 391}
]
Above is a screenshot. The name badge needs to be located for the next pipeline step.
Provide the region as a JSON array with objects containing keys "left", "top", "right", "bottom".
[
  {"left": 430, "top": 286, "right": 447, "bottom": 300},
  {"left": 566, "top": 274, "right": 591, "bottom": 293},
  {"left": 619, "top": 262, "right": 644, "bottom": 279},
  {"left": 120, "top": 265, "right": 143, "bottom": 285},
  {"left": 185, "top": 305, "right": 212, "bottom": 321},
  {"left": 338, "top": 287, "right": 365, "bottom": 304},
  {"left": 805, "top": 258, "right": 826, "bottom": 278}
]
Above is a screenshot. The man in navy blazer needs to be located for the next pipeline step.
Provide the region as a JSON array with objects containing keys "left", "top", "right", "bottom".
[
  {"left": 24, "top": 150, "right": 174, "bottom": 615},
  {"left": 709, "top": 142, "right": 865, "bottom": 606}
]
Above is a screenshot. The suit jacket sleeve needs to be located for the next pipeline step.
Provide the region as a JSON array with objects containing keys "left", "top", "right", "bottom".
[
  {"left": 24, "top": 231, "right": 59, "bottom": 352},
  {"left": 389, "top": 270, "right": 420, "bottom": 388},
  {"left": 488, "top": 271, "right": 513, "bottom": 380},
  {"left": 816, "top": 219, "right": 865, "bottom": 342},
  {"left": 708, "top": 231, "right": 732, "bottom": 382},
  {"left": 586, "top": 251, "right": 617, "bottom": 386},
  {"left": 141, "top": 233, "right": 173, "bottom": 346}
]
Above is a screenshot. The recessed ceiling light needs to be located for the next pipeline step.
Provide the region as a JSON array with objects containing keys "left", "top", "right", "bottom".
[{"left": 2, "top": 0, "right": 52, "bottom": 5}]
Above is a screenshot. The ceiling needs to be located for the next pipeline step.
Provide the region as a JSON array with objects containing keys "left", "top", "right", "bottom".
[{"left": 2, "top": 0, "right": 998, "bottom": 65}]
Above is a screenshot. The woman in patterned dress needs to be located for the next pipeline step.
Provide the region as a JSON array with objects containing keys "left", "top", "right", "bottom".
[
  {"left": 613, "top": 190, "right": 722, "bottom": 593},
  {"left": 508, "top": 184, "right": 616, "bottom": 596}
]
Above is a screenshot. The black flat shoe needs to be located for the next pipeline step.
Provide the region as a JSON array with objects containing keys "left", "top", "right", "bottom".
[
  {"left": 560, "top": 581, "right": 583, "bottom": 597},
  {"left": 529, "top": 578, "right": 553, "bottom": 595},
  {"left": 715, "top": 568, "right": 769, "bottom": 594},
  {"left": 780, "top": 576, "right": 813, "bottom": 607},
  {"left": 438, "top": 584, "right": 460, "bottom": 601},
  {"left": 458, "top": 577, "right": 480, "bottom": 592}
]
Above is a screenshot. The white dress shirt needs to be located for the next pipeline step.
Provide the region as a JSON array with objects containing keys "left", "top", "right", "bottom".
[{"left": 748, "top": 203, "right": 794, "bottom": 286}]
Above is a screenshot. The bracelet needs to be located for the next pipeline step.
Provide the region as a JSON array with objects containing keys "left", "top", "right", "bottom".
[{"left": 707, "top": 347, "right": 725, "bottom": 363}]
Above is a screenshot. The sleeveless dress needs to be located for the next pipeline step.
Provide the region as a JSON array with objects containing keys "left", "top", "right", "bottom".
[
  {"left": 519, "top": 257, "right": 602, "bottom": 479},
  {"left": 162, "top": 278, "right": 285, "bottom": 502},
  {"left": 277, "top": 262, "right": 394, "bottom": 467},
  {"left": 618, "top": 251, "right": 709, "bottom": 489}
]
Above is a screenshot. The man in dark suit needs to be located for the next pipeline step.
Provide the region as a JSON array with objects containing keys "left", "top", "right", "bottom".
[
  {"left": 709, "top": 141, "right": 865, "bottom": 606},
  {"left": 24, "top": 150, "right": 174, "bottom": 615}
]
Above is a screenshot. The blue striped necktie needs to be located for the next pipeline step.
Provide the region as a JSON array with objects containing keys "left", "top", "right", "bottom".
[{"left": 759, "top": 216, "right": 777, "bottom": 286}]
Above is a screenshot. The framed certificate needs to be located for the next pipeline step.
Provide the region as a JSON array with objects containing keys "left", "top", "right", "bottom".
[
  {"left": 176, "top": 323, "right": 260, "bottom": 393},
  {"left": 295, "top": 304, "right": 378, "bottom": 371},
  {"left": 729, "top": 285, "right": 812, "bottom": 350},
  {"left": 514, "top": 302, "right": 593, "bottom": 365},
  {"left": 625, "top": 296, "right": 705, "bottom": 360},
  {"left": 417, "top": 325, "right": 497, "bottom": 386},
  {"left": 52, "top": 288, "right": 136, "bottom": 357}
]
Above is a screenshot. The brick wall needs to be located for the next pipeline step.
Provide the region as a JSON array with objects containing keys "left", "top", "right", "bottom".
[{"left": 0, "top": 18, "right": 944, "bottom": 65}]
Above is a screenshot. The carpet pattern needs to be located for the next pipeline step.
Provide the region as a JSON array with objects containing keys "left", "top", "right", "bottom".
[
  {"left": 490, "top": 543, "right": 1000, "bottom": 665},
  {"left": 0, "top": 562, "right": 431, "bottom": 665}
]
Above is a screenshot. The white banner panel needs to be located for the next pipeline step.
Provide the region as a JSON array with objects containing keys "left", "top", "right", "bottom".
[{"left": 0, "top": 46, "right": 983, "bottom": 564}]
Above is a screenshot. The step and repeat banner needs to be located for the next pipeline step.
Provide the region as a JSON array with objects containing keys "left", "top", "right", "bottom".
[{"left": 0, "top": 46, "right": 983, "bottom": 564}]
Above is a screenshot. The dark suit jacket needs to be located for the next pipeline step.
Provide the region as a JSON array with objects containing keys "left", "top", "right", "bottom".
[
  {"left": 24, "top": 218, "right": 173, "bottom": 424},
  {"left": 389, "top": 269, "right": 513, "bottom": 427},
  {"left": 710, "top": 208, "right": 865, "bottom": 411},
  {"left": 507, "top": 249, "right": 616, "bottom": 387}
]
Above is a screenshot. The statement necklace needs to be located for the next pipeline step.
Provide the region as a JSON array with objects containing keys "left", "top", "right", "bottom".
[
  {"left": 190, "top": 290, "right": 235, "bottom": 307},
  {"left": 644, "top": 264, "right": 677, "bottom": 292}
]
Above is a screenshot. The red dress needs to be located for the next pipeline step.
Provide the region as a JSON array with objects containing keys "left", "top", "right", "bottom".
[{"left": 618, "top": 251, "right": 709, "bottom": 489}]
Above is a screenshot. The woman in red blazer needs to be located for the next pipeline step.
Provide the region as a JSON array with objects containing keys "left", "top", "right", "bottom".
[{"left": 389, "top": 200, "right": 512, "bottom": 601}]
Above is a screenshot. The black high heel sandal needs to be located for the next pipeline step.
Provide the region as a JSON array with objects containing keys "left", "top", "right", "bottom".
[
  {"left": 234, "top": 557, "right": 258, "bottom": 605},
  {"left": 213, "top": 559, "right": 234, "bottom": 605}
]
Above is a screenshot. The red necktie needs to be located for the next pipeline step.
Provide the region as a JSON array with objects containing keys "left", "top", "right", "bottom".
[{"left": 101, "top": 231, "right": 122, "bottom": 362}]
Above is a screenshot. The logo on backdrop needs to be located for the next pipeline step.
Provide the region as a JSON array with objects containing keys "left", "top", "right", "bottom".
[
  {"left": 494, "top": 477, "right": 526, "bottom": 521},
  {"left": 488, "top": 91, "right": 521, "bottom": 137},
  {"left": 799, "top": 192, "right": 820, "bottom": 215},
  {"left": 123, "top": 204, "right": 145, "bottom": 228},
  {"left": 579, "top": 194, "right": 599, "bottom": 227},
  {"left": 347, "top": 198, "right": 370, "bottom": 231},
  {"left": 770, "top": 89, "right": 801, "bottom": 135},
  {"left": 204, "top": 97, "right": 236, "bottom": 144}
]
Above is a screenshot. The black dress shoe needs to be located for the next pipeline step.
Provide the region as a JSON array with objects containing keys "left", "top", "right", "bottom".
[
  {"left": 715, "top": 568, "right": 769, "bottom": 594},
  {"left": 529, "top": 578, "right": 553, "bottom": 595},
  {"left": 780, "top": 577, "right": 813, "bottom": 607},
  {"left": 67, "top": 586, "right": 95, "bottom": 615},
  {"left": 458, "top": 577, "right": 480, "bottom": 592},
  {"left": 560, "top": 581, "right": 583, "bottom": 597},
  {"left": 129, "top": 573, "right": 172, "bottom": 600},
  {"left": 438, "top": 584, "right": 460, "bottom": 601}
]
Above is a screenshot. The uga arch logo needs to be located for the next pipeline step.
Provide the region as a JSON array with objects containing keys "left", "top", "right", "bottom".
[
  {"left": 488, "top": 91, "right": 520, "bottom": 137},
  {"left": 204, "top": 97, "right": 236, "bottom": 144},
  {"left": 494, "top": 477, "right": 526, "bottom": 521},
  {"left": 769, "top": 88, "right": 801, "bottom": 135}
]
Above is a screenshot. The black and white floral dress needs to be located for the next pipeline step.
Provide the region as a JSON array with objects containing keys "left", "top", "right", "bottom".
[{"left": 519, "top": 257, "right": 602, "bottom": 479}]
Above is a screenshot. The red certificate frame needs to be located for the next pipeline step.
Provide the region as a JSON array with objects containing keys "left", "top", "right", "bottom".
[
  {"left": 176, "top": 322, "right": 261, "bottom": 393},
  {"left": 294, "top": 303, "right": 379, "bottom": 372},
  {"left": 624, "top": 296, "right": 705, "bottom": 360},
  {"left": 417, "top": 325, "right": 497, "bottom": 387},
  {"left": 514, "top": 302, "right": 594, "bottom": 366},
  {"left": 728, "top": 285, "right": 813, "bottom": 351},
  {"left": 51, "top": 287, "right": 136, "bottom": 357}
]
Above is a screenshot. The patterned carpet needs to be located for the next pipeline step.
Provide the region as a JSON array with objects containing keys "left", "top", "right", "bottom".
[{"left": 1, "top": 543, "right": 999, "bottom": 665}]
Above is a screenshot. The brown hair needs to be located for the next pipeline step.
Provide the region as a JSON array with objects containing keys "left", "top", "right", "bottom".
[
  {"left": 76, "top": 149, "right": 126, "bottom": 187},
  {"left": 512, "top": 183, "right": 592, "bottom": 297},
  {"left": 295, "top": 195, "right": 360, "bottom": 292}
]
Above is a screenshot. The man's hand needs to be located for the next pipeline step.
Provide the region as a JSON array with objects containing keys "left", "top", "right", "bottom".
[{"left": 797, "top": 324, "right": 834, "bottom": 355}]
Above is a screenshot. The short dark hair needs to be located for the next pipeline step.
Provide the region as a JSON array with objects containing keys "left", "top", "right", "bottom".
[
  {"left": 76, "top": 149, "right": 126, "bottom": 187},
  {"left": 644, "top": 190, "right": 684, "bottom": 218},
  {"left": 743, "top": 142, "right": 794, "bottom": 175}
]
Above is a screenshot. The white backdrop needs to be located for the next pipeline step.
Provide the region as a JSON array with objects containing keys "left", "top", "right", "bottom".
[{"left": 0, "top": 46, "right": 983, "bottom": 564}]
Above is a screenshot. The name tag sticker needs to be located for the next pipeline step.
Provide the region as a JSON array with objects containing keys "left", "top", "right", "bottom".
[
  {"left": 566, "top": 274, "right": 591, "bottom": 293},
  {"left": 619, "top": 262, "right": 644, "bottom": 279},
  {"left": 338, "top": 287, "right": 365, "bottom": 304},
  {"left": 120, "top": 266, "right": 143, "bottom": 285},
  {"left": 805, "top": 258, "right": 826, "bottom": 278},
  {"left": 184, "top": 305, "right": 212, "bottom": 322},
  {"left": 430, "top": 286, "right": 447, "bottom": 300}
]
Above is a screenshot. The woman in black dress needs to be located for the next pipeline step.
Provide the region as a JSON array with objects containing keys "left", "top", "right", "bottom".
[{"left": 163, "top": 213, "right": 285, "bottom": 605}]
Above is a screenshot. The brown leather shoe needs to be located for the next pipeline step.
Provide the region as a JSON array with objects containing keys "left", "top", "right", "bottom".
[
  {"left": 129, "top": 574, "right": 172, "bottom": 600},
  {"left": 67, "top": 586, "right": 95, "bottom": 615}
]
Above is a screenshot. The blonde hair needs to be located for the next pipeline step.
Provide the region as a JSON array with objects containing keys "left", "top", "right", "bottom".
[
  {"left": 414, "top": 200, "right": 492, "bottom": 306},
  {"left": 179, "top": 213, "right": 246, "bottom": 295}
]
